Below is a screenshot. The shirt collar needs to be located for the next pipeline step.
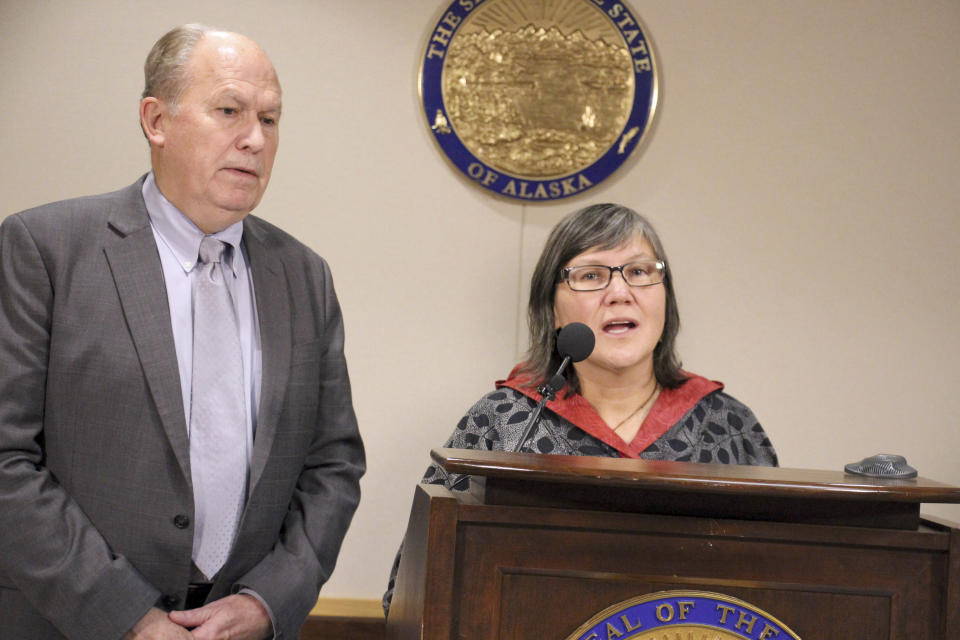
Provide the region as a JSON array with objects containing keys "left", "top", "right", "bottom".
[
  {"left": 496, "top": 366, "right": 723, "bottom": 458},
  {"left": 142, "top": 171, "right": 244, "bottom": 275}
]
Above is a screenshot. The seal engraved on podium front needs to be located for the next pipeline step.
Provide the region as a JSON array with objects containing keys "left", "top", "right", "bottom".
[
  {"left": 564, "top": 591, "right": 803, "bottom": 640},
  {"left": 420, "top": 0, "right": 658, "bottom": 201}
]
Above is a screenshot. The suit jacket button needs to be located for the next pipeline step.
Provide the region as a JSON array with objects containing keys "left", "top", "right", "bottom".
[
  {"left": 173, "top": 514, "right": 191, "bottom": 529},
  {"left": 161, "top": 595, "right": 179, "bottom": 609}
]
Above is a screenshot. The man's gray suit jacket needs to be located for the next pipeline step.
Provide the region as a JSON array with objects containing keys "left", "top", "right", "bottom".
[{"left": 0, "top": 177, "right": 366, "bottom": 640}]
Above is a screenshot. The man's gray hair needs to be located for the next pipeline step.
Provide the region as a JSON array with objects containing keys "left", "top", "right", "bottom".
[{"left": 142, "top": 24, "right": 217, "bottom": 110}]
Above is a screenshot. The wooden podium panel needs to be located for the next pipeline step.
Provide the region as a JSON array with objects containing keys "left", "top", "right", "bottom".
[
  {"left": 386, "top": 450, "right": 960, "bottom": 640},
  {"left": 454, "top": 504, "right": 954, "bottom": 638}
]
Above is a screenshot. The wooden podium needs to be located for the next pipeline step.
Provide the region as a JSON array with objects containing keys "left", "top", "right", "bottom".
[{"left": 386, "top": 449, "right": 960, "bottom": 639}]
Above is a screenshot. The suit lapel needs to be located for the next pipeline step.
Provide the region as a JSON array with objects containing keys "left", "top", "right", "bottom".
[
  {"left": 102, "top": 194, "right": 293, "bottom": 503},
  {"left": 103, "top": 181, "right": 190, "bottom": 481},
  {"left": 243, "top": 219, "right": 292, "bottom": 496}
]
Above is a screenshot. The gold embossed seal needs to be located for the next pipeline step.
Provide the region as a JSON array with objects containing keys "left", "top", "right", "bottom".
[
  {"left": 564, "top": 590, "right": 803, "bottom": 640},
  {"left": 419, "top": 0, "right": 658, "bottom": 201}
]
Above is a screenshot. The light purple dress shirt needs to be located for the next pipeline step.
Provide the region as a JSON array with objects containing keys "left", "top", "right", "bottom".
[
  {"left": 142, "top": 173, "right": 276, "bottom": 630},
  {"left": 142, "top": 172, "right": 261, "bottom": 451}
]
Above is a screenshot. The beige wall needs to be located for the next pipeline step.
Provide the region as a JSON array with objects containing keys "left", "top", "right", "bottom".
[{"left": 2, "top": 1, "right": 958, "bottom": 599}]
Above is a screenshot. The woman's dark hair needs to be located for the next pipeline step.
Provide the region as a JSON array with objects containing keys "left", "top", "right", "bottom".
[{"left": 521, "top": 203, "right": 686, "bottom": 392}]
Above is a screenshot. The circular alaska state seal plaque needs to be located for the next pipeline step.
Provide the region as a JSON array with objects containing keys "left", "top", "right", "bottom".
[
  {"left": 419, "top": 0, "right": 658, "bottom": 202},
  {"left": 564, "top": 591, "right": 803, "bottom": 640}
]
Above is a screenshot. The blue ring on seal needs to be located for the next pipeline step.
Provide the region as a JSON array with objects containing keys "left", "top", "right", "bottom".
[
  {"left": 565, "top": 591, "right": 802, "bottom": 640},
  {"left": 419, "top": 0, "right": 658, "bottom": 202}
]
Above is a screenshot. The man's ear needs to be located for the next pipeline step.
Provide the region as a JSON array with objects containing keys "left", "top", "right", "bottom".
[{"left": 140, "top": 97, "right": 167, "bottom": 146}]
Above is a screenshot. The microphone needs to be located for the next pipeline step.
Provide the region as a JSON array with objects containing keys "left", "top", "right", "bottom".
[
  {"left": 554, "top": 321, "right": 596, "bottom": 371},
  {"left": 513, "top": 322, "right": 595, "bottom": 453}
]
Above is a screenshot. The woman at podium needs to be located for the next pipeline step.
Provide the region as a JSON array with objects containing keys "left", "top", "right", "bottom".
[{"left": 384, "top": 203, "right": 777, "bottom": 613}]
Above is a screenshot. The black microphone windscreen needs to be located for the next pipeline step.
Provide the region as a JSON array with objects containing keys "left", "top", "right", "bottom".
[{"left": 556, "top": 322, "right": 595, "bottom": 362}]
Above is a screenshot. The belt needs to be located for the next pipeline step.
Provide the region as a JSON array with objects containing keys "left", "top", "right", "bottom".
[{"left": 185, "top": 582, "right": 213, "bottom": 609}]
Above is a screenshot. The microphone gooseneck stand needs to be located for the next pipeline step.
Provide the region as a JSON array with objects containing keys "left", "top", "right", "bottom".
[
  {"left": 513, "top": 373, "right": 565, "bottom": 453},
  {"left": 449, "top": 322, "right": 596, "bottom": 490}
]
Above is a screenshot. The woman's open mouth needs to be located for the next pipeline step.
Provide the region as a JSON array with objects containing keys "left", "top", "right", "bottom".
[{"left": 602, "top": 320, "right": 637, "bottom": 335}]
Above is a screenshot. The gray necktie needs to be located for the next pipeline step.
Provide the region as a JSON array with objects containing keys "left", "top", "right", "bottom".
[{"left": 189, "top": 236, "right": 247, "bottom": 579}]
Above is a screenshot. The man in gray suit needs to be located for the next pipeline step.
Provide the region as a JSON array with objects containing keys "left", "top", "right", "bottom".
[{"left": 0, "top": 24, "right": 365, "bottom": 640}]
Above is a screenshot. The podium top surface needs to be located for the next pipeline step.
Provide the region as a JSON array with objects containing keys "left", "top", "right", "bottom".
[{"left": 432, "top": 448, "right": 960, "bottom": 504}]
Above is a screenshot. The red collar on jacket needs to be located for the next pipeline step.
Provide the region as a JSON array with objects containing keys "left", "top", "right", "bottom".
[{"left": 496, "top": 366, "right": 723, "bottom": 458}]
